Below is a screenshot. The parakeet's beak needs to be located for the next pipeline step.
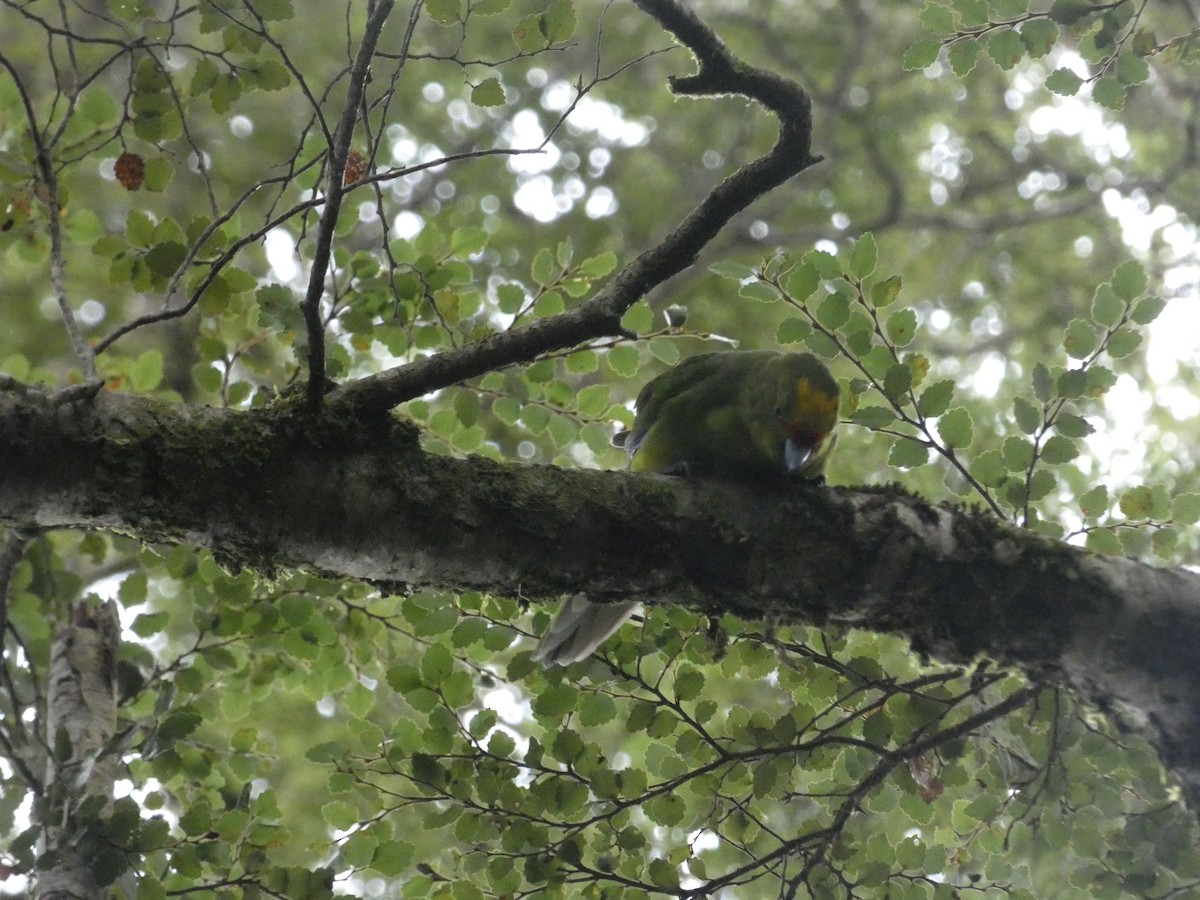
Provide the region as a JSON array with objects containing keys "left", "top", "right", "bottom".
[{"left": 785, "top": 437, "right": 814, "bottom": 474}]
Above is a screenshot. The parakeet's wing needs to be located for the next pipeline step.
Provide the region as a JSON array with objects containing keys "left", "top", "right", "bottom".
[{"left": 624, "top": 353, "right": 751, "bottom": 468}]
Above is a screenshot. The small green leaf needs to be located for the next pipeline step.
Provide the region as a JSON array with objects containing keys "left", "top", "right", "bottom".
[
  {"left": 953, "top": 0, "right": 989, "bottom": 27},
  {"left": 1086, "top": 528, "right": 1122, "bottom": 555},
  {"left": 158, "top": 710, "right": 202, "bottom": 741},
  {"left": 948, "top": 37, "right": 982, "bottom": 76},
  {"left": 804, "top": 249, "right": 843, "bottom": 278},
  {"left": 886, "top": 308, "right": 917, "bottom": 346},
  {"left": 1032, "top": 363, "right": 1053, "bottom": 403},
  {"left": 1013, "top": 396, "right": 1042, "bottom": 435},
  {"left": 739, "top": 281, "right": 778, "bottom": 303},
  {"left": 816, "top": 292, "right": 852, "bottom": 330},
  {"left": 491, "top": 396, "right": 520, "bottom": 425},
  {"left": 556, "top": 238, "right": 573, "bottom": 268},
  {"left": 254, "top": 0, "right": 292, "bottom": 19},
  {"left": 322, "top": 801, "right": 358, "bottom": 831},
  {"left": 541, "top": 0, "right": 576, "bottom": 43},
  {"left": 450, "top": 226, "right": 488, "bottom": 256},
  {"left": 849, "top": 233, "right": 878, "bottom": 278},
  {"left": 1085, "top": 365, "right": 1116, "bottom": 397},
  {"left": 132, "top": 611, "right": 170, "bottom": 638},
  {"left": 1020, "top": 19, "right": 1059, "bottom": 58},
  {"left": 579, "top": 693, "right": 617, "bottom": 726},
  {"left": 849, "top": 406, "right": 896, "bottom": 428},
  {"left": 531, "top": 247, "right": 556, "bottom": 285},
  {"left": 1079, "top": 484, "right": 1108, "bottom": 519},
  {"left": 1152, "top": 526, "right": 1178, "bottom": 558},
  {"left": 533, "top": 683, "right": 578, "bottom": 719},
  {"left": 1119, "top": 485, "right": 1153, "bottom": 519},
  {"left": 1054, "top": 413, "right": 1094, "bottom": 438},
  {"left": 648, "top": 858, "right": 681, "bottom": 889},
  {"left": 1090, "top": 283, "right": 1124, "bottom": 327},
  {"left": 1049, "top": 0, "right": 1094, "bottom": 25},
  {"left": 972, "top": 449, "right": 1007, "bottom": 487},
  {"left": 1106, "top": 328, "right": 1142, "bottom": 359},
  {"left": 801, "top": 330, "right": 838, "bottom": 359},
  {"left": 425, "top": 0, "right": 462, "bottom": 25},
  {"left": 1046, "top": 68, "right": 1084, "bottom": 96},
  {"left": 1130, "top": 295, "right": 1165, "bottom": 325},
  {"left": 937, "top": 407, "right": 973, "bottom": 448},
  {"left": 606, "top": 345, "right": 640, "bottom": 376},
  {"left": 777, "top": 317, "right": 812, "bottom": 345},
  {"left": 580, "top": 251, "right": 617, "bottom": 278},
  {"left": 247, "top": 59, "right": 289, "bottom": 91},
  {"left": 533, "top": 290, "right": 564, "bottom": 318},
  {"left": 127, "top": 209, "right": 155, "bottom": 247},
  {"left": 847, "top": 326, "right": 875, "bottom": 358},
  {"left": 1002, "top": 436, "right": 1034, "bottom": 470},
  {"left": 1063, "top": 318, "right": 1097, "bottom": 359},
  {"left": 144, "top": 241, "right": 187, "bottom": 278},
  {"left": 673, "top": 666, "right": 705, "bottom": 702},
  {"left": 513, "top": 13, "right": 547, "bottom": 51},
  {"left": 576, "top": 384, "right": 610, "bottom": 418},
  {"left": 622, "top": 301, "right": 654, "bottom": 333},
  {"left": 1040, "top": 435, "right": 1078, "bottom": 464},
  {"left": 1115, "top": 52, "right": 1150, "bottom": 85},
  {"left": 919, "top": 2, "right": 955, "bottom": 35},
  {"left": 889, "top": 438, "right": 930, "bottom": 468},
  {"left": 130, "top": 349, "right": 165, "bottom": 391},
  {"left": 1173, "top": 493, "right": 1200, "bottom": 525},
  {"left": 649, "top": 339, "right": 679, "bottom": 365},
  {"left": 1028, "top": 469, "right": 1056, "bottom": 501},
  {"left": 883, "top": 363, "right": 914, "bottom": 401},
  {"left": 869, "top": 275, "right": 902, "bottom": 308},
  {"left": 1111, "top": 260, "right": 1147, "bottom": 301},
  {"left": 488, "top": 731, "right": 516, "bottom": 758},
  {"left": 1092, "top": 76, "right": 1126, "bottom": 109},
  {"left": 1056, "top": 368, "right": 1086, "bottom": 398},
  {"left": 710, "top": 260, "right": 756, "bottom": 281},
  {"left": 987, "top": 29, "right": 1026, "bottom": 70},
  {"left": 916, "top": 379, "right": 955, "bottom": 417},
  {"left": 143, "top": 157, "right": 174, "bottom": 192},
  {"left": 784, "top": 262, "right": 821, "bottom": 299},
  {"left": 904, "top": 39, "right": 944, "bottom": 70},
  {"left": 905, "top": 353, "right": 930, "bottom": 391}
]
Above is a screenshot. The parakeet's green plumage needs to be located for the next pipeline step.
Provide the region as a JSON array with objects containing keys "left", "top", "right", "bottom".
[
  {"left": 533, "top": 349, "right": 840, "bottom": 666},
  {"left": 623, "top": 350, "right": 839, "bottom": 479}
]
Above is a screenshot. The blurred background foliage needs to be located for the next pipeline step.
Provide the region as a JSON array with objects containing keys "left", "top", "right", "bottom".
[{"left": 1, "top": 0, "right": 1199, "bottom": 897}]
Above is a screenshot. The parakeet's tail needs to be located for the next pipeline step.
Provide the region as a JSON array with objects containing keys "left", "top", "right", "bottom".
[{"left": 531, "top": 597, "right": 638, "bottom": 666}]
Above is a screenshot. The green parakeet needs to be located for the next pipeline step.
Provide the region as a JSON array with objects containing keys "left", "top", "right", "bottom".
[{"left": 533, "top": 349, "right": 840, "bottom": 666}]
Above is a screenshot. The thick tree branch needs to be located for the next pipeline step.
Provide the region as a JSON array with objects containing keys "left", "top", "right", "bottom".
[
  {"left": 3, "top": 385, "right": 1200, "bottom": 813},
  {"left": 325, "top": 0, "right": 819, "bottom": 417}
]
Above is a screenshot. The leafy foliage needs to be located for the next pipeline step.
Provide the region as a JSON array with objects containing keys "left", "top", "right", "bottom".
[{"left": 1, "top": 0, "right": 1199, "bottom": 898}]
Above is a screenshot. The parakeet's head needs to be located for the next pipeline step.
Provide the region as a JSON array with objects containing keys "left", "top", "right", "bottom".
[{"left": 767, "top": 353, "right": 839, "bottom": 479}]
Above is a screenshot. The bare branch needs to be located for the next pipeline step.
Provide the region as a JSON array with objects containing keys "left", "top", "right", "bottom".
[
  {"left": 325, "top": 0, "right": 821, "bottom": 416},
  {"left": 301, "top": 0, "right": 396, "bottom": 411}
]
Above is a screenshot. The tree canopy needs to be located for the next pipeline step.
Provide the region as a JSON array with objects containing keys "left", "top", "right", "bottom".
[{"left": 1, "top": 0, "right": 1200, "bottom": 898}]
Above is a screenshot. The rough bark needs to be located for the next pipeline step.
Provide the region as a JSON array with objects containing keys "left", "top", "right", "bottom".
[
  {"left": 35, "top": 599, "right": 119, "bottom": 900},
  {"left": 3, "top": 384, "right": 1200, "bottom": 812}
]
